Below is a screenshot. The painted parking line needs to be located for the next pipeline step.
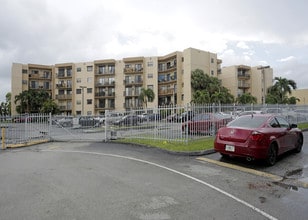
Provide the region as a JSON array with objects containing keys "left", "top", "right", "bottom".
[{"left": 196, "top": 157, "right": 283, "bottom": 182}]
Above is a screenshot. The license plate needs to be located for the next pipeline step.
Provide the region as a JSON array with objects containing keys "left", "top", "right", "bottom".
[{"left": 225, "top": 145, "right": 235, "bottom": 152}]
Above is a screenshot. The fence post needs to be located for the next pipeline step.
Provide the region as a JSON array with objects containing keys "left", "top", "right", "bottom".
[{"left": 1, "top": 127, "right": 5, "bottom": 149}]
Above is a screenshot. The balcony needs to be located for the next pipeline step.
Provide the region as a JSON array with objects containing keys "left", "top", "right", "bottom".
[
  {"left": 56, "top": 83, "right": 72, "bottom": 89},
  {"left": 59, "top": 105, "right": 72, "bottom": 111},
  {"left": 238, "top": 82, "right": 250, "bottom": 88},
  {"left": 29, "top": 73, "right": 51, "bottom": 80},
  {"left": 123, "top": 67, "right": 143, "bottom": 74},
  {"left": 124, "top": 80, "right": 143, "bottom": 86},
  {"left": 237, "top": 73, "right": 250, "bottom": 79},
  {"left": 95, "top": 92, "right": 115, "bottom": 98},
  {"left": 158, "top": 88, "right": 175, "bottom": 96},
  {"left": 56, "top": 94, "right": 72, "bottom": 100},
  {"left": 57, "top": 72, "right": 72, "bottom": 78},
  {"left": 95, "top": 81, "right": 115, "bottom": 87}
]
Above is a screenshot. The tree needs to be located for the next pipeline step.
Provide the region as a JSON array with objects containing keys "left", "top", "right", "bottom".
[
  {"left": 192, "top": 90, "right": 210, "bottom": 104},
  {"left": 288, "top": 96, "right": 300, "bottom": 104},
  {"left": 236, "top": 93, "right": 257, "bottom": 104},
  {"left": 0, "top": 92, "right": 11, "bottom": 116},
  {"left": 191, "top": 69, "right": 234, "bottom": 104},
  {"left": 139, "top": 88, "right": 155, "bottom": 108},
  {"left": 41, "top": 99, "right": 60, "bottom": 114},
  {"left": 266, "top": 77, "right": 297, "bottom": 104},
  {"left": 191, "top": 69, "right": 208, "bottom": 90},
  {"left": 15, "top": 90, "right": 51, "bottom": 113}
]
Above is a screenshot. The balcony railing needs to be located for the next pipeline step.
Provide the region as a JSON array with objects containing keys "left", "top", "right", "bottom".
[
  {"left": 123, "top": 67, "right": 143, "bottom": 73},
  {"left": 123, "top": 80, "right": 143, "bottom": 85},
  {"left": 59, "top": 105, "right": 72, "bottom": 111},
  {"left": 158, "top": 89, "right": 175, "bottom": 95},
  {"left": 56, "top": 94, "right": 72, "bottom": 100},
  {"left": 95, "top": 81, "right": 115, "bottom": 87},
  {"left": 237, "top": 73, "right": 250, "bottom": 79},
  {"left": 238, "top": 82, "right": 250, "bottom": 88},
  {"left": 95, "top": 92, "right": 115, "bottom": 97},
  {"left": 56, "top": 83, "right": 72, "bottom": 88}
]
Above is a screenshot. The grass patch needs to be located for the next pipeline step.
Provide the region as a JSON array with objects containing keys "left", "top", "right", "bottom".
[
  {"left": 114, "top": 122, "right": 308, "bottom": 153},
  {"left": 298, "top": 122, "right": 308, "bottom": 130},
  {"left": 115, "top": 137, "right": 215, "bottom": 152}
]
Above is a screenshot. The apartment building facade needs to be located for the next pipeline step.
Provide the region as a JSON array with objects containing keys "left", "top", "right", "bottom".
[
  {"left": 11, "top": 48, "right": 221, "bottom": 115},
  {"left": 218, "top": 65, "right": 273, "bottom": 104}
]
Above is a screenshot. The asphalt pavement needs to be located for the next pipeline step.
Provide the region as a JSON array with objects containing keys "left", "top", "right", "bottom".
[{"left": 0, "top": 137, "right": 307, "bottom": 220}]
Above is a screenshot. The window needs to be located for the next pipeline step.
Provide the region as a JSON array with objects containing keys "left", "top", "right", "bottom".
[
  {"left": 76, "top": 89, "right": 81, "bottom": 94},
  {"left": 87, "top": 66, "right": 93, "bottom": 72},
  {"left": 22, "top": 80, "right": 28, "bottom": 84},
  {"left": 276, "top": 117, "right": 289, "bottom": 128},
  {"left": 147, "top": 85, "right": 154, "bottom": 90},
  {"left": 87, "top": 88, "right": 92, "bottom": 93},
  {"left": 211, "top": 58, "right": 214, "bottom": 63},
  {"left": 67, "top": 68, "right": 72, "bottom": 77},
  {"left": 87, "top": 111, "right": 92, "bottom": 116},
  {"left": 76, "top": 111, "right": 81, "bottom": 115},
  {"left": 22, "top": 69, "right": 28, "bottom": 74},
  {"left": 147, "top": 73, "right": 153, "bottom": 78},
  {"left": 181, "top": 94, "right": 184, "bottom": 101},
  {"left": 76, "top": 67, "right": 81, "bottom": 72},
  {"left": 270, "top": 119, "right": 279, "bottom": 128},
  {"left": 211, "top": 70, "right": 214, "bottom": 75},
  {"left": 76, "top": 100, "right": 81, "bottom": 105},
  {"left": 87, "top": 77, "right": 92, "bottom": 83},
  {"left": 31, "top": 81, "right": 38, "bottom": 89},
  {"left": 147, "top": 61, "right": 153, "bottom": 67},
  {"left": 76, "top": 78, "right": 81, "bottom": 83},
  {"left": 87, "top": 99, "right": 92, "bottom": 105}
]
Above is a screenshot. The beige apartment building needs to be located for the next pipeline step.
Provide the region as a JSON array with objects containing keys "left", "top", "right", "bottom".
[
  {"left": 11, "top": 48, "right": 222, "bottom": 115},
  {"left": 218, "top": 65, "right": 273, "bottom": 104},
  {"left": 289, "top": 89, "right": 308, "bottom": 105}
]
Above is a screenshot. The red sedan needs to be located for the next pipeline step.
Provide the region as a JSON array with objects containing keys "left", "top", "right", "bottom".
[
  {"left": 214, "top": 114, "right": 303, "bottom": 166},
  {"left": 182, "top": 113, "right": 232, "bottom": 135}
]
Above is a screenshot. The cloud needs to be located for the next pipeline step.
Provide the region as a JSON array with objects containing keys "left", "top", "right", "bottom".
[
  {"left": 1, "top": 0, "right": 308, "bottom": 103},
  {"left": 237, "top": 41, "right": 250, "bottom": 49},
  {"left": 277, "top": 56, "right": 296, "bottom": 62}
]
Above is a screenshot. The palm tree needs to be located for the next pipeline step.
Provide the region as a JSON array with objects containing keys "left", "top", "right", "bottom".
[
  {"left": 139, "top": 88, "right": 155, "bottom": 109},
  {"left": 269, "top": 77, "right": 297, "bottom": 104},
  {"left": 236, "top": 93, "right": 257, "bottom": 104}
]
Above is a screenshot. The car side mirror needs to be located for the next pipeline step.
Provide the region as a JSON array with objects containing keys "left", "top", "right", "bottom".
[{"left": 290, "top": 123, "right": 297, "bottom": 129}]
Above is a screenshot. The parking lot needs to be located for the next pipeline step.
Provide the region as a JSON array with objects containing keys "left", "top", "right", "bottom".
[{"left": 0, "top": 130, "right": 307, "bottom": 220}]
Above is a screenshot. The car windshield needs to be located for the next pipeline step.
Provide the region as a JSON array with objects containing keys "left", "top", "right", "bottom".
[{"left": 228, "top": 115, "right": 268, "bottom": 128}]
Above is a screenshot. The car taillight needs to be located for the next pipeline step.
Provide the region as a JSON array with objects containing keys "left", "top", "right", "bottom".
[{"left": 250, "top": 131, "right": 264, "bottom": 141}]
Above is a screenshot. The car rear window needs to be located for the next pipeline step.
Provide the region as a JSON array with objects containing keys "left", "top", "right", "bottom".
[{"left": 228, "top": 115, "right": 268, "bottom": 128}]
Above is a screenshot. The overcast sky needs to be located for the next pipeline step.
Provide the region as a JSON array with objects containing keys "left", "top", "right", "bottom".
[{"left": 1, "top": 0, "right": 308, "bottom": 102}]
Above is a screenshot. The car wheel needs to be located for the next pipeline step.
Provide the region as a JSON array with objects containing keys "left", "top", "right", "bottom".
[
  {"left": 265, "top": 144, "right": 277, "bottom": 166},
  {"left": 220, "top": 153, "right": 230, "bottom": 159},
  {"left": 294, "top": 134, "right": 303, "bottom": 153}
]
